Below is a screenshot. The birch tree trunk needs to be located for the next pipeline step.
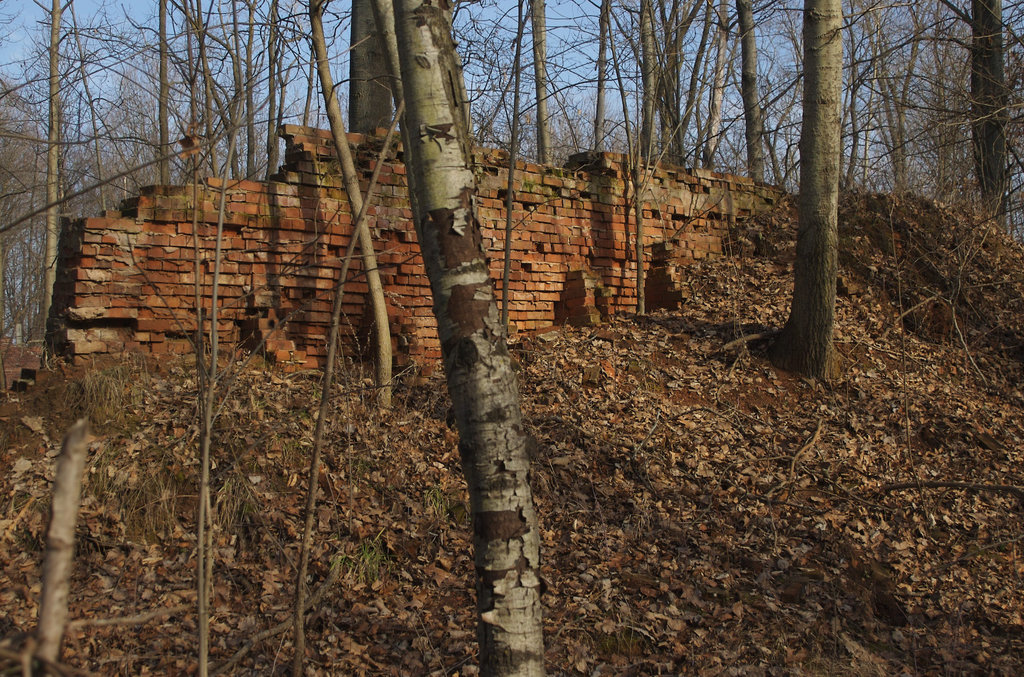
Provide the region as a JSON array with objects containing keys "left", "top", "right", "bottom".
[
  {"left": 42, "top": 0, "right": 61, "bottom": 339},
  {"left": 310, "top": 0, "right": 393, "bottom": 407},
  {"left": 736, "top": 0, "right": 765, "bottom": 182},
  {"left": 532, "top": 0, "right": 551, "bottom": 164},
  {"left": 769, "top": 0, "right": 842, "bottom": 380},
  {"left": 393, "top": 0, "right": 545, "bottom": 672}
]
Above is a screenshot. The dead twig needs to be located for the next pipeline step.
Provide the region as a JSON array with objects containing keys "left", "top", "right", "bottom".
[
  {"left": 878, "top": 292, "right": 943, "bottom": 341},
  {"left": 877, "top": 480, "right": 1024, "bottom": 499},
  {"left": 35, "top": 419, "right": 91, "bottom": 667},
  {"left": 766, "top": 418, "right": 823, "bottom": 499},
  {"left": 0, "top": 645, "right": 92, "bottom": 676},
  {"left": 66, "top": 604, "right": 188, "bottom": 630},
  {"left": 720, "top": 331, "right": 774, "bottom": 353},
  {"left": 211, "top": 555, "right": 344, "bottom": 676}
]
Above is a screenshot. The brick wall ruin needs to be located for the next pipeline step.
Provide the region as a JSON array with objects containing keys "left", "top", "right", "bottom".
[{"left": 47, "top": 126, "right": 782, "bottom": 370}]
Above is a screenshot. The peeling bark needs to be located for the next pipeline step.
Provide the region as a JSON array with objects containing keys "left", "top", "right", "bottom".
[{"left": 393, "top": 1, "right": 544, "bottom": 673}]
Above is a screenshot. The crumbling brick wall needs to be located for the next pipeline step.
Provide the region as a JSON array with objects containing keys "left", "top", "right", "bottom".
[{"left": 47, "top": 126, "right": 782, "bottom": 370}]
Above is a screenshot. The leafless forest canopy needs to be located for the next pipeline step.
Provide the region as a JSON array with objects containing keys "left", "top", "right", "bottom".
[{"left": 0, "top": 0, "right": 1021, "bottom": 343}]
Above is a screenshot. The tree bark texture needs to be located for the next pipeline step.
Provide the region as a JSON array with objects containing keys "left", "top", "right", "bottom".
[
  {"left": 393, "top": 1, "right": 545, "bottom": 673},
  {"left": 244, "top": 0, "right": 257, "bottom": 178},
  {"left": 639, "top": 0, "right": 657, "bottom": 158},
  {"left": 310, "top": 0, "right": 393, "bottom": 407},
  {"left": 702, "top": 0, "right": 729, "bottom": 168},
  {"left": 531, "top": 0, "right": 551, "bottom": 164},
  {"left": 971, "top": 0, "right": 1007, "bottom": 223},
  {"left": 736, "top": 0, "right": 765, "bottom": 182},
  {"left": 770, "top": 0, "right": 842, "bottom": 380},
  {"left": 265, "top": 0, "right": 281, "bottom": 179},
  {"left": 502, "top": 0, "right": 526, "bottom": 329},
  {"left": 34, "top": 419, "right": 91, "bottom": 665},
  {"left": 158, "top": 0, "right": 171, "bottom": 185},
  {"left": 593, "top": 0, "right": 610, "bottom": 152},
  {"left": 42, "top": 0, "right": 61, "bottom": 339},
  {"left": 350, "top": 0, "right": 394, "bottom": 133}
]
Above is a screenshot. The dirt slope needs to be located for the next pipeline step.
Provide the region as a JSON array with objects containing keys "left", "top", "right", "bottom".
[{"left": 2, "top": 192, "right": 1023, "bottom": 675}]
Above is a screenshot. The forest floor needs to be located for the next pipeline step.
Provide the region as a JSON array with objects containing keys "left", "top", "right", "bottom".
[{"left": 2, "top": 192, "right": 1024, "bottom": 675}]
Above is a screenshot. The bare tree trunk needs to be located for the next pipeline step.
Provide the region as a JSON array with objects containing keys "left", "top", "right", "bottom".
[
  {"left": 531, "top": 0, "right": 551, "bottom": 164},
  {"left": 971, "top": 0, "right": 1007, "bottom": 224},
  {"left": 229, "top": 0, "right": 246, "bottom": 179},
  {"left": 770, "top": 0, "right": 842, "bottom": 380},
  {"left": 195, "top": 129, "right": 238, "bottom": 677},
  {"left": 302, "top": 51, "right": 314, "bottom": 127},
  {"left": 639, "top": 0, "right": 657, "bottom": 158},
  {"left": 350, "top": 0, "right": 393, "bottom": 133},
  {"left": 265, "top": 0, "right": 280, "bottom": 179},
  {"left": 679, "top": 2, "right": 714, "bottom": 163},
  {"left": 42, "top": 0, "right": 61, "bottom": 340},
  {"left": 593, "top": 0, "right": 611, "bottom": 152},
  {"left": 244, "top": 0, "right": 257, "bottom": 177},
  {"left": 736, "top": 0, "right": 764, "bottom": 181},
  {"left": 158, "top": 0, "right": 171, "bottom": 185},
  {"left": 310, "top": 0, "right": 393, "bottom": 407},
  {"left": 369, "top": 0, "right": 425, "bottom": 233},
  {"left": 69, "top": 2, "right": 108, "bottom": 212},
  {"left": 702, "top": 0, "right": 730, "bottom": 168},
  {"left": 608, "top": 9, "right": 646, "bottom": 316},
  {"left": 502, "top": 0, "right": 526, "bottom": 328},
  {"left": 192, "top": 0, "right": 219, "bottom": 173},
  {"left": 0, "top": 240, "right": 5, "bottom": 346},
  {"left": 291, "top": 109, "right": 403, "bottom": 677},
  {"left": 655, "top": 0, "right": 704, "bottom": 165},
  {"left": 870, "top": 7, "right": 919, "bottom": 194},
  {"left": 393, "top": 0, "right": 545, "bottom": 673},
  {"left": 34, "top": 420, "right": 91, "bottom": 667}
]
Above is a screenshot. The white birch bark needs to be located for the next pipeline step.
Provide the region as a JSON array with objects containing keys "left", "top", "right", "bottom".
[{"left": 393, "top": 1, "right": 544, "bottom": 673}]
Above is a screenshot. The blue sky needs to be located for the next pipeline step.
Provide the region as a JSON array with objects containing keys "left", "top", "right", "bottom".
[{"left": 1, "top": 0, "right": 150, "bottom": 66}]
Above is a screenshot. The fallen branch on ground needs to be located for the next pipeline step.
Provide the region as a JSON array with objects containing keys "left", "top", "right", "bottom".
[
  {"left": 67, "top": 605, "right": 188, "bottom": 630},
  {"left": 211, "top": 557, "right": 344, "bottom": 676},
  {"left": 721, "top": 331, "right": 774, "bottom": 352},
  {"left": 878, "top": 480, "right": 1024, "bottom": 499},
  {"left": 35, "top": 419, "right": 91, "bottom": 667}
]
